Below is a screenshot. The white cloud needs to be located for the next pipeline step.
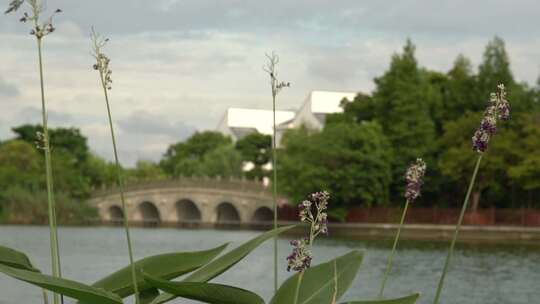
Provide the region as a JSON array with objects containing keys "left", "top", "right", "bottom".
[
  {"left": 0, "top": 0, "right": 539, "bottom": 165},
  {"left": 0, "top": 76, "right": 20, "bottom": 97}
]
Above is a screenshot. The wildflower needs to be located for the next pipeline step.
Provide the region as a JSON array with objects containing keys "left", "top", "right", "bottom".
[
  {"left": 287, "top": 191, "right": 330, "bottom": 272},
  {"left": 91, "top": 39, "right": 113, "bottom": 90},
  {"left": 286, "top": 239, "right": 312, "bottom": 272},
  {"left": 472, "top": 84, "right": 511, "bottom": 153},
  {"left": 404, "top": 158, "right": 427, "bottom": 202}
]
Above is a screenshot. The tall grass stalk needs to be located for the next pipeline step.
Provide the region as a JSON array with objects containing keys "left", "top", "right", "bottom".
[
  {"left": 91, "top": 30, "right": 140, "bottom": 304},
  {"left": 378, "top": 199, "right": 409, "bottom": 298},
  {"left": 378, "top": 158, "right": 426, "bottom": 298},
  {"left": 264, "top": 52, "right": 290, "bottom": 292},
  {"left": 5, "top": 1, "right": 66, "bottom": 302},
  {"left": 433, "top": 83, "right": 510, "bottom": 303},
  {"left": 432, "top": 155, "right": 482, "bottom": 304},
  {"left": 37, "top": 35, "right": 63, "bottom": 304}
]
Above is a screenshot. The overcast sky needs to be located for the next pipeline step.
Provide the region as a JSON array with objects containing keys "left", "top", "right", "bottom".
[{"left": 1, "top": 0, "right": 539, "bottom": 166}]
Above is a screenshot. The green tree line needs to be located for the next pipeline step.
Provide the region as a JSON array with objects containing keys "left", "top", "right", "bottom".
[
  {"left": 279, "top": 37, "right": 540, "bottom": 210},
  {"left": 1, "top": 37, "right": 538, "bottom": 224},
  {"left": 0, "top": 124, "right": 271, "bottom": 223}
]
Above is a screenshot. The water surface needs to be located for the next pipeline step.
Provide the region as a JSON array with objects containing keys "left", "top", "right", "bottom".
[{"left": 0, "top": 225, "right": 538, "bottom": 304}]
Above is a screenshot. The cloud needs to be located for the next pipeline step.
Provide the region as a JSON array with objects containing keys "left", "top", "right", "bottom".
[
  {"left": 117, "top": 110, "right": 195, "bottom": 139},
  {"left": 0, "top": 0, "right": 539, "bottom": 166},
  {"left": 0, "top": 76, "right": 20, "bottom": 97},
  {"left": 15, "top": 107, "right": 74, "bottom": 125}
]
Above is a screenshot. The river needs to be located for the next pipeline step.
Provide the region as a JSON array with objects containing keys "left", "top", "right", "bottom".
[{"left": 0, "top": 225, "right": 538, "bottom": 304}]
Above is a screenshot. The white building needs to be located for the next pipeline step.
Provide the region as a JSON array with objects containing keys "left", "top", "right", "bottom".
[
  {"left": 216, "top": 91, "right": 357, "bottom": 183},
  {"left": 216, "top": 108, "right": 295, "bottom": 141},
  {"left": 217, "top": 91, "right": 357, "bottom": 145},
  {"left": 275, "top": 90, "right": 357, "bottom": 145},
  {"left": 291, "top": 90, "right": 357, "bottom": 130}
]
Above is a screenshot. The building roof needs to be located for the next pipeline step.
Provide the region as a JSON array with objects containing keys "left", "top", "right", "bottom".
[
  {"left": 308, "top": 90, "right": 357, "bottom": 114},
  {"left": 219, "top": 108, "right": 295, "bottom": 136}
]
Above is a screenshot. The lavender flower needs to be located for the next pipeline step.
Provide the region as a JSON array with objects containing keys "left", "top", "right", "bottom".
[
  {"left": 298, "top": 191, "right": 329, "bottom": 235},
  {"left": 286, "top": 239, "right": 312, "bottom": 272},
  {"left": 287, "top": 191, "right": 330, "bottom": 272},
  {"left": 472, "top": 84, "right": 511, "bottom": 153},
  {"left": 404, "top": 158, "right": 427, "bottom": 202}
]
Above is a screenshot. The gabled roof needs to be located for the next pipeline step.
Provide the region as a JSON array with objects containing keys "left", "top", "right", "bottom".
[
  {"left": 219, "top": 108, "right": 295, "bottom": 136},
  {"left": 308, "top": 91, "right": 357, "bottom": 114}
]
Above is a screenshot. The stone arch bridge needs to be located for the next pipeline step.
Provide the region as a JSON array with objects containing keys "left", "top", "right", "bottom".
[{"left": 89, "top": 178, "right": 276, "bottom": 226}]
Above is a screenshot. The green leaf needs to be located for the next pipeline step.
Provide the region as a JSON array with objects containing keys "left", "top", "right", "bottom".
[
  {"left": 143, "top": 272, "right": 265, "bottom": 304},
  {"left": 140, "top": 288, "right": 160, "bottom": 304},
  {"left": 152, "top": 225, "right": 295, "bottom": 304},
  {"left": 270, "top": 251, "right": 363, "bottom": 304},
  {"left": 0, "top": 245, "right": 39, "bottom": 272},
  {"left": 0, "top": 264, "right": 122, "bottom": 304},
  {"left": 341, "top": 293, "right": 420, "bottom": 304},
  {"left": 90, "top": 243, "right": 228, "bottom": 298}
]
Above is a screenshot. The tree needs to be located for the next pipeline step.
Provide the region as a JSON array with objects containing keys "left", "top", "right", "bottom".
[
  {"left": 0, "top": 140, "right": 43, "bottom": 191},
  {"left": 279, "top": 122, "right": 392, "bottom": 208},
  {"left": 444, "top": 54, "right": 482, "bottom": 120},
  {"left": 12, "top": 124, "right": 90, "bottom": 165},
  {"left": 326, "top": 93, "right": 376, "bottom": 125},
  {"left": 438, "top": 111, "right": 521, "bottom": 210},
  {"left": 508, "top": 113, "right": 540, "bottom": 207},
  {"left": 370, "top": 40, "right": 439, "bottom": 198},
  {"left": 125, "top": 160, "right": 167, "bottom": 184},
  {"left": 477, "top": 37, "right": 514, "bottom": 100},
  {"left": 160, "top": 131, "right": 232, "bottom": 176},
  {"left": 81, "top": 153, "right": 118, "bottom": 190},
  {"left": 235, "top": 133, "right": 271, "bottom": 180},
  {"left": 199, "top": 145, "right": 243, "bottom": 178}
]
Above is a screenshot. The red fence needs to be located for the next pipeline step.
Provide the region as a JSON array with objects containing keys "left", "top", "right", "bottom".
[{"left": 278, "top": 206, "right": 540, "bottom": 227}]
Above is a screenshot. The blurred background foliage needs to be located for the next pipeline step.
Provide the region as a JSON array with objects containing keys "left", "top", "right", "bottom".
[{"left": 0, "top": 37, "right": 539, "bottom": 223}]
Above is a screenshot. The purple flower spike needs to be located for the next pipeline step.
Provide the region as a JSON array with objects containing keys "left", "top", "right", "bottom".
[
  {"left": 286, "top": 239, "right": 312, "bottom": 272},
  {"left": 287, "top": 191, "right": 331, "bottom": 272},
  {"left": 404, "top": 158, "right": 427, "bottom": 202},
  {"left": 472, "top": 84, "right": 511, "bottom": 153}
]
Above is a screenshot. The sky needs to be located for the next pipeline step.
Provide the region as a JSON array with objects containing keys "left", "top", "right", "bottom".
[{"left": 0, "top": 0, "right": 539, "bottom": 166}]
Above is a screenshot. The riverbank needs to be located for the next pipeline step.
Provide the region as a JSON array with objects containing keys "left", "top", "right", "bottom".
[{"left": 4, "top": 221, "right": 539, "bottom": 245}]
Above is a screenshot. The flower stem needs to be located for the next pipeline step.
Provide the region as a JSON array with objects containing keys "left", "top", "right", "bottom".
[
  {"left": 433, "top": 155, "right": 483, "bottom": 304},
  {"left": 378, "top": 199, "right": 410, "bottom": 298},
  {"left": 99, "top": 73, "right": 140, "bottom": 304},
  {"left": 272, "top": 92, "right": 278, "bottom": 293},
  {"left": 293, "top": 271, "right": 304, "bottom": 304},
  {"left": 42, "top": 289, "right": 49, "bottom": 304},
  {"left": 37, "top": 36, "right": 62, "bottom": 304}
]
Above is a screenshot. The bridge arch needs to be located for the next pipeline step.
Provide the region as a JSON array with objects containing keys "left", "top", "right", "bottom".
[
  {"left": 90, "top": 178, "right": 276, "bottom": 225},
  {"left": 252, "top": 206, "right": 273, "bottom": 222},
  {"left": 138, "top": 201, "right": 161, "bottom": 223},
  {"left": 176, "top": 199, "right": 201, "bottom": 222},
  {"left": 108, "top": 205, "right": 123, "bottom": 221},
  {"left": 216, "top": 202, "right": 241, "bottom": 223}
]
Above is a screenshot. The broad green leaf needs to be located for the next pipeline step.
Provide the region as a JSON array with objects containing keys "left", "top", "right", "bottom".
[
  {"left": 90, "top": 243, "right": 228, "bottom": 298},
  {"left": 0, "top": 264, "right": 122, "bottom": 304},
  {"left": 152, "top": 225, "right": 295, "bottom": 304},
  {"left": 144, "top": 272, "right": 264, "bottom": 304},
  {"left": 341, "top": 293, "right": 420, "bottom": 304},
  {"left": 140, "top": 288, "right": 160, "bottom": 304},
  {"left": 0, "top": 245, "right": 39, "bottom": 272},
  {"left": 270, "top": 250, "right": 363, "bottom": 304}
]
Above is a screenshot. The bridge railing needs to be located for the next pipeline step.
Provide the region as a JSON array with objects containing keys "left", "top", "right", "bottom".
[{"left": 91, "top": 176, "right": 271, "bottom": 198}]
